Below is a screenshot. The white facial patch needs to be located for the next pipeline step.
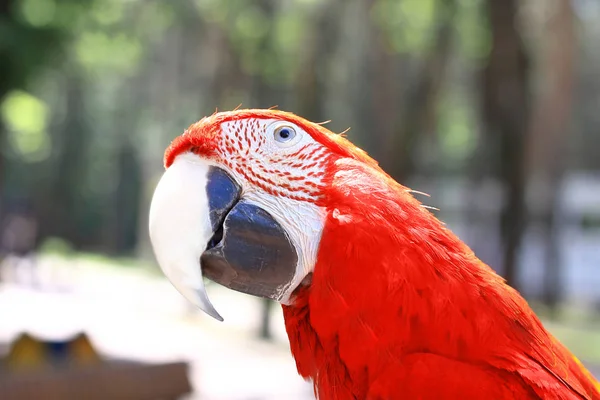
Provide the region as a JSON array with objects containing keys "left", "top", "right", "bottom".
[{"left": 216, "top": 118, "right": 330, "bottom": 304}]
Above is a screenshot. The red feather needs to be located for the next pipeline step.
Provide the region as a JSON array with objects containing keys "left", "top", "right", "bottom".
[{"left": 283, "top": 155, "right": 600, "bottom": 399}]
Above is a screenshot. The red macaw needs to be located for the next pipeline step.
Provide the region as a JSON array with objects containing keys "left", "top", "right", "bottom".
[{"left": 149, "top": 109, "right": 600, "bottom": 399}]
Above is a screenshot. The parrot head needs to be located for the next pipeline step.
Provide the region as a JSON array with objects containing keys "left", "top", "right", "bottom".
[{"left": 149, "top": 109, "right": 378, "bottom": 320}]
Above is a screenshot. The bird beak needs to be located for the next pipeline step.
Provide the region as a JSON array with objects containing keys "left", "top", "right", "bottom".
[{"left": 148, "top": 153, "right": 298, "bottom": 321}]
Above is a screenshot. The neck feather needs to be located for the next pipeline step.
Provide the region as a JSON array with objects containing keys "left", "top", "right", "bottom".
[{"left": 282, "top": 158, "right": 549, "bottom": 399}]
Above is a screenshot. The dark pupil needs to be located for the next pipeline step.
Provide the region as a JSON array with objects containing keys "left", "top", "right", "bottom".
[{"left": 279, "top": 128, "right": 291, "bottom": 139}]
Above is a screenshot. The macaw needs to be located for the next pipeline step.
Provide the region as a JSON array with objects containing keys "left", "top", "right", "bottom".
[{"left": 149, "top": 109, "right": 600, "bottom": 400}]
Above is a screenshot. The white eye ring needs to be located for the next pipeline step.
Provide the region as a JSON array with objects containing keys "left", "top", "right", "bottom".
[{"left": 270, "top": 122, "right": 302, "bottom": 148}]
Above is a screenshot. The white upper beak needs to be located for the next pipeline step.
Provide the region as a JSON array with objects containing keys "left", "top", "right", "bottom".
[{"left": 148, "top": 153, "right": 223, "bottom": 321}]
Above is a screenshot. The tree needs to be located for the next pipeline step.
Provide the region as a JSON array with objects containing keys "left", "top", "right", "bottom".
[
  {"left": 0, "top": 0, "right": 69, "bottom": 220},
  {"left": 525, "top": 0, "right": 576, "bottom": 312},
  {"left": 388, "top": 0, "right": 457, "bottom": 182},
  {"left": 480, "top": 0, "right": 531, "bottom": 289}
]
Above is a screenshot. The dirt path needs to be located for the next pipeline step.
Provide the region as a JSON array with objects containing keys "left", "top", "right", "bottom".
[
  {"left": 0, "top": 256, "right": 314, "bottom": 400},
  {"left": 1, "top": 255, "right": 597, "bottom": 399}
]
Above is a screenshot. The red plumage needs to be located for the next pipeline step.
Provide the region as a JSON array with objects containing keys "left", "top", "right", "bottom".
[{"left": 284, "top": 155, "right": 600, "bottom": 399}]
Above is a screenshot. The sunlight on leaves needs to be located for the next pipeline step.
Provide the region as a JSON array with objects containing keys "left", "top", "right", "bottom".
[
  {"left": 194, "top": 0, "right": 228, "bottom": 24},
  {"left": 294, "top": 0, "right": 323, "bottom": 5},
  {"left": 138, "top": 2, "right": 175, "bottom": 39},
  {"left": 1, "top": 91, "right": 47, "bottom": 135},
  {"left": 456, "top": 0, "right": 491, "bottom": 60},
  {"left": 75, "top": 32, "right": 142, "bottom": 75},
  {"left": 20, "top": 0, "right": 56, "bottom": 27},
  {"left": 235, "top": 6, "right": 270, "bottom": 40},
  {"left": 438, "top": 92, "right": 477, "bottom": 162},
  {"left": 1, "top": 91, "right": 52, "bottom": 162},
  {"left": 272, "top": 12, "right": 305, "bottom": 83},
  {"left": 92, "top": 0, "right": 124, "bottom": 26},
  {"left": 273, "top": 12, "right": 304, "bottom": 51},
  {"left": 372, "top": 0, "right": 437, "bottom": 55},
  {"left": 400, "top": 0, "right": 437, "bottom": 53}
]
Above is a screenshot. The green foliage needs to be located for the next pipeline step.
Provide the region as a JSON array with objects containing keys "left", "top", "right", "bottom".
[
  {"left": 19, "top": 0, "right": 57, "bottom": 28},
  {"left": 70, "top": 0, "right": 168, "bottom": 76},
  {"left": 4, "top": 0, "right": 555, "bottom": 259},
  {"left": 1, "top": 0, "right": 497, "bottom": 253},
  {"left": 372, "top": 0, "right": 437, "bottom": 55},
  {"left": 195, "top": 0, "right": 229, "bottom": 24},
  {"left": 39, "top": 237, "right": 75, "bottom": 256},
  {"left": 90, "top": 0, "right": 124, "bottom": 26},
  {"left": 136, "top": 2, "right": 175, "bottom": 42},
  {"left": 0, "top": 11, "right": 60, "bottom": 95},
  {"left": 371, "top": 0, "right": 490, "bottom": 62},
  {"left": 581, "top": 214, "right": 600, "bottom": 231},
  {"left": 195, "top": 0, "right": 310, "bottom": 84},
  {"left": 438, "top": 90, "right": 477, "bottom": 165},
  {"left": 1, "top": 91, "right": 48, "bottom": 134},
  {"left": 75, "top": 32, "right": 142, "bottom": 75},
  {"left": 455, "top": 0, "right": 490, "bottom": 61},
  {"left": 0, "top": 90, "right": 51, "bottom": 162}
]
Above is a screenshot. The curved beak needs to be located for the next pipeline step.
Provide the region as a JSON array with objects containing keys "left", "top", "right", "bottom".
[{"left": 148, "top": 153, "right": 298, "bottom": 321}]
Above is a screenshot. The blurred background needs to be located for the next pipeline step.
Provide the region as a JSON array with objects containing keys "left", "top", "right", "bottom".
[{"left": 0, "top": 0, "right": 599, "bottom": 398}]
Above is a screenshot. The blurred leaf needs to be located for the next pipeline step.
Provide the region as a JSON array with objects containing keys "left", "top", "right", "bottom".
[
  {"left": 399, "top": 0, "right": 437, "bottom": 52},
  {"left": 273, "top": 12, "right": 304, "bottom": 51},
  {"left": 39, "top": 236, "right": 75, "bottom": 255},
  {"left": 194, "top": 0, "right": 228, "bottom": 24},
  {"left": 19, "top": 0, "right": 57, "bottom": 28},
  {"left": 373, "top": 0, "right": 437, "bottom": 55},
  {"left": 1, "top": 91, "right": 51, "bottom": 162},
  {"left": 456, "top": 0, "right": 490, "bottom": 60},
  {"left": 234, "top": 5, "right": 270, "bottom": 40},
  {"left": 136, "top": 1, "right": 175, "bottom": 40},
  {"left": 91, "top": 0, "right": 124, "bottom": 26},
  {"left": 75, "top": 32, "right": 142, "bottom": 75},
  {"left": 438, "top": 91, "right": 476, "bottom": 162},
  {"left": 52, "top": 2, "right": 90, "bottom": 31},
  {"left": 1, "top": 90, "right": 47, "bottom": 133}
]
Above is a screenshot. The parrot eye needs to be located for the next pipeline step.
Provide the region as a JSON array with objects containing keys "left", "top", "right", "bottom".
[
  {"left": 268, "top": 121, "right": 303, "bottom": 148},
  {"left": 274, "top": 126, "right": 297, "bottom": 144}
]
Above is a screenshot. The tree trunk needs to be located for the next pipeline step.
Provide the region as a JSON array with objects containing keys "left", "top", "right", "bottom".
[
  {"left": 112, "top": 142, "right": 142, "bottom": 254},
  {"left": 0, "top": 119, "right": 5, "bottom": 224},
  {"left": 525, "top": 0, "right": 575, "bottom": 312},
  {"left": 388, "top": 0, "right": 457, "bottom": 182},
  {"left": 481, "top": 0, "right": 531, "bottom": 289},
  {"left": 365, "top": 0, "right": 403, "bottom": 169},
  {"left": 251, "top": 0, "right": 278, "bottom": 340},
  {"left": 0, "top": 0, "right": 11, "bottom": 225},
  {"left": 259, "top": 299, "right": 274, "bottom": 340},
  {"left": 44, "top": 67, "right": 89, "bottom": 247},
  {"left": 295, "top": 0, "right": 345, "bottom": 122},
  {"left": 136, "top": 20, "right": 187, "bottom": 261}
]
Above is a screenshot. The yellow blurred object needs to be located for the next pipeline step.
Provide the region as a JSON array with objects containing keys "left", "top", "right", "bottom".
[
  {"left": 0, "top": 333, "right": 192, "bottom": 399},
  {"left": 70, "top": 332, "right": 101, "bottom": 365},
  {"left": 5, "top": 333, "right": 47, "bottom": 371},
  {"left": 4, "top": 332, "right": 101, "bottom": 372}
]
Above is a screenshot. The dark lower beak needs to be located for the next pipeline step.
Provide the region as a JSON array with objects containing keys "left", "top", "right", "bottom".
[{"left": 203, "top": 167, "right": 298, "bottom": 301}]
